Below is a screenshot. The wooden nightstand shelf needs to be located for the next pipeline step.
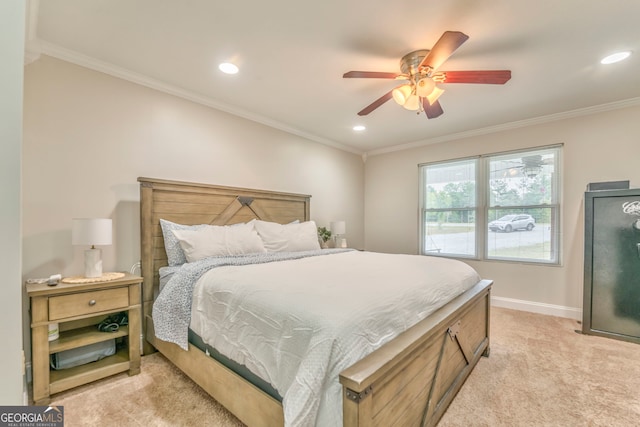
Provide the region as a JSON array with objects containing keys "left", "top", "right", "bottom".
[{"left": 27, "top": 273, "right": 142, "bottom": 405}]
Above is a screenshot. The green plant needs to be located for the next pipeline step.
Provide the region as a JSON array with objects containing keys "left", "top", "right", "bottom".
[{"left": 317, "top": 226, "right": 332, "bottom": 243}]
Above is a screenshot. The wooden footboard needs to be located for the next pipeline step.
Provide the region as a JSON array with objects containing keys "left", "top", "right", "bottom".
[{"left": 339, "top": 279, "right": 492, "bottom": 427}]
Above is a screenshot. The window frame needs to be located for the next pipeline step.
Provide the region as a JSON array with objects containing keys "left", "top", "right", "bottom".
[
  {"left": 419, "top": 156, "right": 480, "bottom": 258},
  {"left": 419, "top": 144, "right": 562, "bottom": 265}
]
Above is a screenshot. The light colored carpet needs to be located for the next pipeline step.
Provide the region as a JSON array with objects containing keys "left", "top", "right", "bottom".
[
  {"left": 50, "top": 347, "right": 244, "bottom": 426},
  {"left": 50, "top": 307, "right": 640, "bottom": 426},
  {"left": 439, "top": 308, "right": 640, "bottom": 426}
]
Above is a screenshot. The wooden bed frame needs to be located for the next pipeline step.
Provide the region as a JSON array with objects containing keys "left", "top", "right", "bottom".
[{"left": 138, "top": 177, "right": 492, "bottom": 427}]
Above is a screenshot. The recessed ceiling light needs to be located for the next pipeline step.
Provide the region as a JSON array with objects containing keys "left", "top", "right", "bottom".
[
  {"left": 219, "top": 62, "right": 239, "bottom": 74},
  {"left": 600, "top": 51, "right": 631, "bottom": 65},
  {"left": 353, "top": 125, "right": 366, "bottom": 131}
]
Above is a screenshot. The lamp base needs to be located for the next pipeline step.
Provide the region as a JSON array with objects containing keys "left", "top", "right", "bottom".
[
  {"left": 84, "top": 248, "right": 103, "bottom": 278},
  {"left": 334, "top": 235, "right": 348, "bottom": 248}
]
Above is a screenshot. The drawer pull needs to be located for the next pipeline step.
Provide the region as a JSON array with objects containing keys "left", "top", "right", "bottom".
[{"left": 88, "top": 299, "right": 97, "bottom": 306}]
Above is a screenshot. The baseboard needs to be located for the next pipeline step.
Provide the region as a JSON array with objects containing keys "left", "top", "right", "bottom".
[
  {"left": 25, "top": 361, "right": 32, "bottom": 385},
  {"left": 491, "top": 296, "right": 582, "bottom": 320},
  {"left": 23, "top": 355, "right": 30, "bottom": 405}
]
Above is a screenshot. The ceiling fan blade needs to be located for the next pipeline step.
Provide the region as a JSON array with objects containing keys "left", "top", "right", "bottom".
[
  {"left": 343, "top": 71, "right": 401, "bottom": 79},
  {"left": 434, "top": 70, "right": 512, "bottom": 84},
  {"left": 422, "top": 98, "right": 444, "bottom": 119},
  {"left": 419, "top": 31, "right": 469, "bottom": 72},
  {"left": 358, "top": 90, "right": 393, "bottom": 116}
]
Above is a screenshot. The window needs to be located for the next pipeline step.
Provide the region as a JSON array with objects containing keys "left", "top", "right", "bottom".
[
  {"left": 421, "top": 158, "right": 477, "bottom": 257},
  {"left": 420, "top": 145, "right": 561, "bottom": 264}
]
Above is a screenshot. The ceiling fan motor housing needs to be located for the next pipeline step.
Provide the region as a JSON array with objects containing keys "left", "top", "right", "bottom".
[{"left": 400, "top": 49, "right": 431, "bottom": 77}]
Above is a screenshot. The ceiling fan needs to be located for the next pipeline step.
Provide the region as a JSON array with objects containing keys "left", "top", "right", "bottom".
[
  {"left": 343, "top": 31, "right": 511, "bottom": 119},
  {"left": 493, "top": 155, "right": 553, "bottom": 178}
]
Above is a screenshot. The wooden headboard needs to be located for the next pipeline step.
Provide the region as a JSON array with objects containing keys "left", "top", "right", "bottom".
[{"left": 138, "top": 177, "right": 311, "bottom": 351}]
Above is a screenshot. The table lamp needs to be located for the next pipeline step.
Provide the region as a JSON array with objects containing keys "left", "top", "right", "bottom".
[
  {"left": 330, "top": 220, "right": 347, "bottom": 248},
  {"left": 72, "top": 218, "right": 112, "bottom": 278}
]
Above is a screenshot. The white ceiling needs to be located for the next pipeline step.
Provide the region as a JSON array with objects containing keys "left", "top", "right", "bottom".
[{"left": 29, "top": 0, "right": 640, "bottom": 155}]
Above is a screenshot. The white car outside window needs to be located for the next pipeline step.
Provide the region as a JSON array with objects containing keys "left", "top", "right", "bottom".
[{"left": 489, "top": 214, "right": 535, "bottom": 232}]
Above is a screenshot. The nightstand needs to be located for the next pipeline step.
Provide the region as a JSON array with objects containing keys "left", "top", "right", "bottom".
[{"left": 27, "top": 273, "right": 142, "bottom": 405}]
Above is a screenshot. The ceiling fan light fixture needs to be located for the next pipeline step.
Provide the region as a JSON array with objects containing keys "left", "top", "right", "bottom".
[
  {"left": 415, "top": 78, "right": 435, "bottom": 97},
  {"left": 403, "top": 94, "right": 420, "bottom": 111},
  {"left": 392, "top": 84, "right": 412, "bottom": 105},
  {"left": 425, "top": 86, "right": 445, "bottom": 105}
]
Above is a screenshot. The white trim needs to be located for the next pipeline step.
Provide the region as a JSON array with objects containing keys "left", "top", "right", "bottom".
[
  {"left": 24, "top": 43, "right": 41, "bottom": 65},
  {"left": 25, "top": 361, "right": 32, "bottom": 384},
  {"left": 491, "top": 295, "right": 581, "bottom": 320},
  {"left": 367, "top": 97, "right": 640, "bottom": 157},
  {"left": 30, "top": 38, "right": 640, "bottom": 158},
  {"left": 26, "top": 0, "right": 39, "bottom": 41},
  {"left": 36, "top": 40, "right": 363, "bottom": 156},
  {"left": 23, "top": 0, "right": 41, "bottom": 65}
]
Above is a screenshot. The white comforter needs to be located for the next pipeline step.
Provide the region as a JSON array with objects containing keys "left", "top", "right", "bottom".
[{"left": 188, "top": 250, "right": 480, "bottom": 427}]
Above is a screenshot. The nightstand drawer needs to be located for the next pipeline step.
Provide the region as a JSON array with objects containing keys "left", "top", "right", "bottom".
[{"left": 49, "top": 287, "right": 129, "bottom": 321}]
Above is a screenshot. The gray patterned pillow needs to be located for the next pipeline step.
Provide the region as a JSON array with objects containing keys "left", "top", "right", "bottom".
[{"left": 160, "top": 219, "right": 208, "bottom": 266}]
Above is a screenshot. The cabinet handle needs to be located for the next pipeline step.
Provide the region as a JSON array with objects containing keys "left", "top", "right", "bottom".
[{"left": 88, "top": 299, "right": 96, "bottom": 306}]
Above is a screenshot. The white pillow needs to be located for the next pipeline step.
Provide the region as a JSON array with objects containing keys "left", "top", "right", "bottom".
[
  {"left": 171, "top": 222, "right": 266, "bottom": 262},
  {"left": 253, "top": 220, "right": 320, "bottom": 252},
  {"left": 160, "top": 219, "right": 209, "bottom": 266}
]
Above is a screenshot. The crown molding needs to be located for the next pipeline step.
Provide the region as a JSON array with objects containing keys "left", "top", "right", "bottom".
[
  {"left": 35, "top": 40, "right": 363, "bottom": 156},
  {"left": 366, "top": 97, "right": 640, "bottom": 157},
  {"left": 24, "top": 42, "right": 41, "bottom": 65},
  {"left": 23, "top": 0, "right": 41, "bottom": 65},
  {"left": 30, "top": 39, "right": 640, "bottom": 159}
]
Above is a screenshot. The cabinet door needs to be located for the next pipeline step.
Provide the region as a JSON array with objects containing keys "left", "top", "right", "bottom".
[{"left": 590, "top": 194, "right": 640, "bottom": 338}]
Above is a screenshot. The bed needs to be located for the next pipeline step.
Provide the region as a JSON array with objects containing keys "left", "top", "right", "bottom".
[{"left": 138, "top": 177, "right": 492, "bottom": 427}]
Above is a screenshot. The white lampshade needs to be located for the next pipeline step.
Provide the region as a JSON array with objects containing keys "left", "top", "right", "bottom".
[
  {"left": 330, "top": 221, "right": 346, "bottom": 235},
  {"left": 72, "top": 218, "right": 112, "bottom": 247},
  {"left": 415, "top": 77, "right": 435, "bottom": 97},
  {"left": 392, "top": 84, "right": 412, "bottom": 106},
  {"left": 403, "top": 94, "right": 420, "bottom": 111},
  {"left": 72, "top": 218, "right": 112, "bottom": 278},
  {"left": 425, "top": 86, "right": 445, "bottom": 106}
]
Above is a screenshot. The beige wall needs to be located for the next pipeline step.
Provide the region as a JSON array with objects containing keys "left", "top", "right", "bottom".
[
  {"left": 364, "top": 105, "right": 640, "bottom": 318},
  {"left": 22, "top": 55, "right": 364, "bottom": 359},
  {"left": 23, "top": 55, "right": 364, "bottom": 278},
  {"left": 1, "top": 2, "right": 25, "bottom": 404}
]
